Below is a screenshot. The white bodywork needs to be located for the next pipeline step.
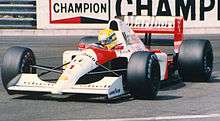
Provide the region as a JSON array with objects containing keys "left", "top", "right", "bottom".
[
  {"left": 8, "top": 18, "right": 168, "bottom": 98},
  {"left": 9, "top": 74, "right": 124, "bottom": 99}
]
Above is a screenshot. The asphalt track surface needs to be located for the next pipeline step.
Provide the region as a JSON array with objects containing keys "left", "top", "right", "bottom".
[{"left": 0, "top": 35, "right": 220, "bottom": 121}]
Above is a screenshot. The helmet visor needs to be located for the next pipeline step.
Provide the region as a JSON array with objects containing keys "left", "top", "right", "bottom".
[
  {"left": 100, "top": 38, "right": 111, "bottom": 45},
  {"left": 98, "top": 31, "right": 116, "bottom": 45}
]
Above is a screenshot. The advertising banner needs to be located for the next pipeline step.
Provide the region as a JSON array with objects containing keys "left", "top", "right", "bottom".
[
  {"left": 50, "top": 0, "right": 110, "bottom": 24},
  {"left": 37, "top": 0, "right": 220, "bottom": 32}
]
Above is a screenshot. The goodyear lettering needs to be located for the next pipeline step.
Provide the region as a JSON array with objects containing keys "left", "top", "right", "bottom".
[
  {"left": 116, "top": 0, "right": 220, "bottom": 21},
  {"left": 53, "top": 2, "right": 107, "bottom": 14}
]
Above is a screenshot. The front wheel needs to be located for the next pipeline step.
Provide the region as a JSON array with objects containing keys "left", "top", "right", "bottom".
[
  {"left": 1, "top": 46, "right": 36, "bottom": 94},
  {"left": 127, "top": 51, "right": 161, "bottom": 99}
]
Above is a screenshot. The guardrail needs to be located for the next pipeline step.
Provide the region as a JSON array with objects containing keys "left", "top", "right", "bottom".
[{"left": 0, "top": 0, "right": 36, "bottom": 29}]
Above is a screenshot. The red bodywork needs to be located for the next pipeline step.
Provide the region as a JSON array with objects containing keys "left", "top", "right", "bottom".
[{"left": 91, "top": 47, "right": 117, "bottom": 64}]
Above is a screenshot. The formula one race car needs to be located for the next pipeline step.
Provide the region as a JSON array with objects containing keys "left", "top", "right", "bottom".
[{"left": 1, "top": 16, "right": 213, "bottom": 99}]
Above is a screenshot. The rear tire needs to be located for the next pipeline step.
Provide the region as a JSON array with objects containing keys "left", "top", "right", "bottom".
[
  {"left": 178, "top": 39, "right": 213, "bottom": 82},
  {"left": 127, "top": 51, "right": 160, "bottom": 99},
  {"left": 1, "top": 46, "right": 36, "bottom": 94}
]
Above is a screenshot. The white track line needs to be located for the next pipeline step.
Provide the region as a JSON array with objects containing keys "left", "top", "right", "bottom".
[{"left": 55, "top": 114, "right": 220, "bottom": 121}]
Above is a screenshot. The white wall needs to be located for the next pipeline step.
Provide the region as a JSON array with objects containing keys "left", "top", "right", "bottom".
[{"left": 37, "top": 0, "right": 220, "bottom": 34}]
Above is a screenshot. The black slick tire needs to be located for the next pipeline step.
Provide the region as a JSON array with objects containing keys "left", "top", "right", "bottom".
[
  {"left": 178, "top": 39, "right": 213, "bottom": 82},
  {"left": 1, "top": 46, "right": 36, "bottom": 94},
  {"left": 127, "top": 51, "right": 160, "bottom": 99}
]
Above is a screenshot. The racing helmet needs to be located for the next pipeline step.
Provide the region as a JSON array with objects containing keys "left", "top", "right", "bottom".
[{"left": 98, "top": 28, "right": 117, "bottom": 49}]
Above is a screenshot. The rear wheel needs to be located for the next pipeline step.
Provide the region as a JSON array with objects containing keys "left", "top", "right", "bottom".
[
  {"left": 127, "top": 51, "right": 160, "bottom": 99},
  {"left": 178, "top": 39, "right": 213, "bottom": 82},
  {"left": 1, "top": 46, "right": 36, "bottom": 94}
]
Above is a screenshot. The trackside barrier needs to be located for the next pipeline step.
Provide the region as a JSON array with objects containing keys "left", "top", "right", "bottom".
[
  {"left": 0, "top": 0, "right": 36, "bottom": 29},
  {"left": 119, "top": 16, "right": 184, "bottom": 53}
]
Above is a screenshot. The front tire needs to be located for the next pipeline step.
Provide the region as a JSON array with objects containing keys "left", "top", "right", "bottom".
[
  {"left": 127, "top": 51, "right": 160, "bottom": 99},
  {"left": 1, "top": 46, "right": 36, "bottom": 94},
  {"left": 178, "top": 39, "right": 213, "bottom": 82}
]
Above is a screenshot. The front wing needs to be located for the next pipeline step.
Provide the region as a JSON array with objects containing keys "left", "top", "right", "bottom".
[{"left": 8, "top": 74, "right": 125, "bottom": 99}]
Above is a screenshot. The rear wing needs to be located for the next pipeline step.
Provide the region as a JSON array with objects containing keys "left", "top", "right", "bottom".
[{"left": 117, "top": 16, "right": 184, "bottom": 53}]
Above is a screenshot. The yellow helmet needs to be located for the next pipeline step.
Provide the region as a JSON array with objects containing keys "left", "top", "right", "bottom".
[{"left": 98, "top": 28, "right": 117, "bottom": 49}]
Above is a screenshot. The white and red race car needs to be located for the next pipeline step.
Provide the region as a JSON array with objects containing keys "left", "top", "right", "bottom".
[{"left": 1, "top": 16, "right": 213, "bottom": 99}]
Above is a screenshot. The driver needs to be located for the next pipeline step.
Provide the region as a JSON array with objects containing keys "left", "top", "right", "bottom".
[{"left": 98, "top": 28, "right": 118, "bottom": 50}]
